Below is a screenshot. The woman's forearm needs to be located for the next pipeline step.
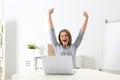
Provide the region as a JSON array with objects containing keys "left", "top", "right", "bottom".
[
  {"left": 80, "top": 11, "right": 89, "bottom": 32},
  {"left": 80, "top": 17, "right": 88, "bottom": 32},
  {"left": 48, "top": 14, "right": 54, "bottom": 29},
  {"left": 48, "top": 8, "right": 54, "bottom": 29}
]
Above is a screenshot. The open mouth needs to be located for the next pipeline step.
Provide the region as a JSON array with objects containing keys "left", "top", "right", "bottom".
[{"left": 62, "top": 40, "right": 67, "bottom": 42}]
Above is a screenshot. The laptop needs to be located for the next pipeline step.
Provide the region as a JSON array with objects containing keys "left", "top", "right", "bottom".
[{"left": 42, "top": 56, "right": 75, "bottom": 75}]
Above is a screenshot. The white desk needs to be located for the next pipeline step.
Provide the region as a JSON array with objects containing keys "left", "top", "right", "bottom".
[{"left": 12, "top": 69, "right": 120, "bottom": 80}]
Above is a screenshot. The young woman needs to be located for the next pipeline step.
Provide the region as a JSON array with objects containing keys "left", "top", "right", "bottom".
[{"left": 48, "top": 8, "right": 89, "bottom": 68}]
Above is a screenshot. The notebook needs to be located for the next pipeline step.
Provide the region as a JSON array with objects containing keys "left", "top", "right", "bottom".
[{"left": 42, "top": 56, "right": 75, "bottom": 75}]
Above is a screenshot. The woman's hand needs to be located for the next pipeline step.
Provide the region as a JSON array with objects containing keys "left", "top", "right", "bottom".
[
  {"left": 48, "top": 8, "right": 54, "bottom": 15},
  {"left": 83, "top": 11, "right": 89, "bottom": 19}
]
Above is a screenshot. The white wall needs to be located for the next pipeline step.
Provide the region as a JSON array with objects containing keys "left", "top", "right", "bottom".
[
  {"left": 0, "top": 2, "right": 1, "bottom": 19},
  {"left": 0, "top": 0, "right": 3, "bottom": 20},
  {"left": 0, "top": 0, "right": 2, "bottom": 19},
  {"left": 3, "top": 0, "right": 120, "bottom": 78}
]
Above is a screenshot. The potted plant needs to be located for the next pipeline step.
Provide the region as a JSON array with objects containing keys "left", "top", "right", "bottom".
[
  {"left": 27, "top": 44, "right": 38, "bottom": 49},
  {"left": 27, "top": 43, "right": 45, "bottom": 56},
  {"left": 27, "top": 43, "right": 39, "bottom": 55}
]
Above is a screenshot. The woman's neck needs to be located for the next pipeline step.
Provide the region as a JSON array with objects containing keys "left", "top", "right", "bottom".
[{"left": 63, "top": 44, "right": 68, "bottom": 48}]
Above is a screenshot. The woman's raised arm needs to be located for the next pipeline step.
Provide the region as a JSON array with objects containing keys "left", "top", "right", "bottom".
[
  {"left": 48, "top": 8, "right": 54, "bottom": 29},
  {"left": 80, "top": 11, "right": 89, "bottom": 32}
]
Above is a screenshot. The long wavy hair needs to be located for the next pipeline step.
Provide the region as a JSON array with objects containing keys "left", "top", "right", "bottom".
[{"left": 58, "top": 29, "right": 72, "bottom": 46}]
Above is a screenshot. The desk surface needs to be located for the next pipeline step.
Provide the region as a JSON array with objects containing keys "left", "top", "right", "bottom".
[{"left": 12, "top": 69, "right": 120, "bottom": 80}]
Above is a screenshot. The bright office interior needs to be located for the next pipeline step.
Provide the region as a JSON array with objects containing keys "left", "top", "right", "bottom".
[{"left": 2, "top": 0, "right": 120, "bottom": 80}]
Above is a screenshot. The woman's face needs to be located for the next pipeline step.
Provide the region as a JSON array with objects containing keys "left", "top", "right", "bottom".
[{"left": 60, "top": 31, "right": 69, "bottom": 46}]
